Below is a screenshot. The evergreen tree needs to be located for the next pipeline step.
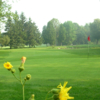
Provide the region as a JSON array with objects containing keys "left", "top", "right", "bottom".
[
  {"left": 5, "top": 12, "right": 25, "bottom": 48},
  {"left": 5, "top": 17, "right": 14, "bottom": 49},
  {"left": 25, "top": 18, "right": 37, "bottom": 47},
  {"left": 46, "top": 21, "right": 56, "bottom": 45},
  {"left": 42, "top": 25, "right": 48, "bottom": 44},
  {"left": 34, "top": 29, "right": 42, "bottom": 46}
]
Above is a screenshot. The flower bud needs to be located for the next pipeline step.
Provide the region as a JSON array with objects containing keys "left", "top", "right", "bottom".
[
  {"left": 11, "top": 69, "right": 15, "bottom": 73},
  {"left": 24, "top": 78, "right": 27, "bottom": 81},
  {"left": 21, "top": 56, "right": 26, "bottom": 64},
  {"left": 53, "top": 94, "right": 59, "bottom": 100},
  {"left": 31, "top": 94, "right": 35, "bottom": 98},
  {"left": 28, "top": 94, "right": 35, "bottom": 100},
  {"left": 18, "top": 67, "right": 24, "bottom": 72},
  {"left": 51, "top": 89, "right": 60, "bottom": 94},
  {"left": 26, "top": 74, "right": 31, "bottom": 80}
]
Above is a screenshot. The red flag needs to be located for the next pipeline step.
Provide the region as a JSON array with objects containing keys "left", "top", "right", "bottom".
[{"left": 87, "top": 36, "right": 90, "bottom": 41}]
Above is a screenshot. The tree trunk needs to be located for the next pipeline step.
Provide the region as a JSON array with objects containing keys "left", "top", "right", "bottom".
[
  {"left": 29, "top": 44, "right": 31, "bottom": 48},
  {"left": 96, "top": 39, "right": 99, "bottom": 44},
  {"left": 10, "top": 45, "right": 12, "bottom": 49},
  {"left": 46, "top": 43, "right": 48, "bottom": 47},
  {"left": 61, "top": 42, "right": 62, "bottom": 46}
]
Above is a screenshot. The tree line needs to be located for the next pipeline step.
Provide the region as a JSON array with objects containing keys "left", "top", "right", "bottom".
[
  {"left": 1, "top": 16, "right": 100, "bottom": 48},
  {"left": 0, "top": 11, "right": 42, "bottom": 49},
  {"left": 1, "top": 0, "right": 100, "bottom": 49},
  {"left": 42, "top": 18, "right": 100, "bottom": 46}
]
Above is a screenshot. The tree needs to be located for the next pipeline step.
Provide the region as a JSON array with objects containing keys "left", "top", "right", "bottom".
[
  {"left": 50, "top": 18, "right": 60, "bottom": 45},
  {"left": 0, "top": 0, "right": 11, "bottom": 22},
  {"left": 63, "top": 21, "right": 76, "bottom": 45},
  {"left": 57, "top": 24, "right": 66, "bottom": 45},
  {"left": 0, "top": 35, "right": 10, "bottom": 46},
  {"left": 20, "top": 12, "right": 26, "bottom": 25},
  {"left": 90, "top": 19, "right": 100, "bottom": 44},
  {"left": 13, "top": 12, "right": 25, "bottom": 48},
  {"left": 19, "top": 12, "right": 27, "bottom": 46},
  {"left": 0, "top": 0, "right": 12, "bottom": 34},
  {"left": 5, "top": 16, "right": 14, "bottom": 49},
  {"left": 46, "top": 21, "right": 56, "bottom": 45},
  {"left": 23, "top": 18, "right": 34, "bottom": 47},
  {"left": 72, "top": 23, "right": 88, "bottom": 45},
  {"left": 25, "top": 18, "right": 41, "bottom": 47},
  {"left": 50, "top": 18, "right": 60, "bottom": 30},
  {"left": 5, "top": 12, "right": 41, "bottom": 49},
  {"left": 84, "top": 23, "right": 90, "bottom": 44},
  {"left": 75, "top": 26, "right": 87, "bottom": 44},
  {"left": 34, "top": 29, "right": 42, "bottom": 46},
  {"left": 42, "top": 25, "right": 48, "bottom": 44},
  {"left": 5, "top": 11, "right": 25, "bottom": 48},
  {"left": 42, "top": 21, "right": 56, "bottom": 46}
]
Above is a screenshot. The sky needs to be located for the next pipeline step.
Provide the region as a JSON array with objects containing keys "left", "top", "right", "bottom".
[{"left": 4, "top": 0, "right": 100, "bottom": 32}]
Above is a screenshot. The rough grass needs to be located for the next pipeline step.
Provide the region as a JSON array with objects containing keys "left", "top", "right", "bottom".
[{"left": 0, "top": 46, "right": 100, "bottom": 100}]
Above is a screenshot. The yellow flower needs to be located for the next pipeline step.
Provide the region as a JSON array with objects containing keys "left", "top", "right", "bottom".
[
  {"left": 21, "top": 56, "right": 26, "bottom": 63},
  {"left": 4, "top": 62, "right": 13, "bottom": 70},
  {"left": 57, "top": 82, "right": 74, "bottom": 100}
]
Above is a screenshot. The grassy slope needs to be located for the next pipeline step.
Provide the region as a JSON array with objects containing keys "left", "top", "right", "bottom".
[{"left": 0, "top": 47, "right": 100, "bottom": 100}]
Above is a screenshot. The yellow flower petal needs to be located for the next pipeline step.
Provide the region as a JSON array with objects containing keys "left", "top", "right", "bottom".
[
  {"left": 65, "top": 86, "right": 72, "bottom": 92},
  {"left": 57, "top": 82, "right": 74, "bottom": 100},
  {"left": 4, "top": 62, "right": 13, "bottom": 69},
  {"left": 63, "top": 82, "right": 68, "bottom": 88},
  {"left": 68, "top": 97, "right": 74, "bottom": 99},
  {"left": 57, "top": 83, "right": 62, "bottom": 88}
]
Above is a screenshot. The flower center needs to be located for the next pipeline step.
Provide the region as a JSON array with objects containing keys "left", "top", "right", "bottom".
[{"left": 6, "top": 64, "right": 10, "bottom": 67}]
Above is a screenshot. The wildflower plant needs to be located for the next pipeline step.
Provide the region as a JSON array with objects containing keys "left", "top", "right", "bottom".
[
  {"left": 4, "top": 57, "right": 74, "bottom": 100},
  {"left": 46, "top": 82, "right": 74, "bottom": 100},
  {"left": 4, "top": 56, "right": 32, "bottom": 100}
]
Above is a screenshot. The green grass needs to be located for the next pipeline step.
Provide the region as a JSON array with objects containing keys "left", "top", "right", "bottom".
[{"left": 0, "top": 46, "right": 100, "bottom": 100}]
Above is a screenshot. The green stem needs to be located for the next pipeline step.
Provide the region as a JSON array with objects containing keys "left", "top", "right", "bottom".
[
  {"left": 23, "top": 80, "right": 26, "bottom": 86},
  {"left": 12, "top": 73, "right": 20, "bottom": 82},
  {"left": 45, "top": 97, "right": 53, "bottom": 100},
  {"left": 19, "top": 72, "right": 23, "bottom": 85},
  {"left": 23, "top": 85, "right": 25, "bottom": 100},
  {"left": 19, "top": 72, "right": 25, "bottom": 100},
  {"left": 12, "top": 73, "right": 25, "bottom": 100},
  {"left": 45, "top": 91, "right": 51, "bottom": 100}
]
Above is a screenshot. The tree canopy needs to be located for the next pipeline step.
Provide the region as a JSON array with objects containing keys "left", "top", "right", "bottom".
[{"left": 4, "top": 12, "right": 42, "bottom": 49}]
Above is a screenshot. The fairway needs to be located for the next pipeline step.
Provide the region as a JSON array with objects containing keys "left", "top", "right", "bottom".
[{"left": 0, "top": 47, "right": 100, "bottom": 100}]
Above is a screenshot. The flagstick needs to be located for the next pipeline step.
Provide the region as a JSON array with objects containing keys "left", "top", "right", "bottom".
[
  {"left": 88, "top": 41, "right": 90, "bottom": 58},
  {"left": 88, "top": 42, "right": 89, "bottom": 57},
  {"left": 87, "top": 36, "right": 90, "bottom": 58}
]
